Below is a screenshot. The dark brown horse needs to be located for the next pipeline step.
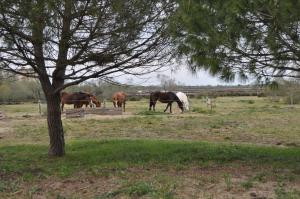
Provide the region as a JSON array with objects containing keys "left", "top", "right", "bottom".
[
  {"left": 77, "top": 93, "right": 101, "bottom": 108},
  {"left": 112, "top": 91, "right": 127, "bottom": 112},
  {"left": 60, "top": 92, "right": 100, "bottom": 111},
  {"left": 149, "top": 91, "right": 184, "bottom": 113}
]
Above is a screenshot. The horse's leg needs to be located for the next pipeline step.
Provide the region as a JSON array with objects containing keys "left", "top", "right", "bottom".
[
  {"left": 150, "top": 101, "right": 156, "bottom": 111},
  {"left": 123, "top": 101, "right": 126, "bottom": 112},
  {"left": 164, "top": 103, "right": 170, "bottom": 112},
  {"left": 149, "top": 101, "right": 152, "bottom": 111},
  {"left": 89, "top": 100, "right": 93, "bottom": 108},
  {"left": 170, "top": 102, "right": 173, "bottom": 113},
  {"left": 149, "top": 100, "right": 153, "bottom": 111},
  {"left": 61, "top": 103, "right": 64, "bottom": 112}
]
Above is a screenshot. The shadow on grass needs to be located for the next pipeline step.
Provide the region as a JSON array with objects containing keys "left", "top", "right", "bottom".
[{"left": 0, "top": 140, "right": 299, "bottom": 178}]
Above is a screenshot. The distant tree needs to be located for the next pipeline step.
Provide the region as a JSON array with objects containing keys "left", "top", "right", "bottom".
[
  {"left": 26, "top": 80, "right": 43, "bottom": 101},
  {"left": 0, "top": 0, "right": 175, "bottom": 156},
  {"left": 156, "top": 74, "right": 177, "bottom": 91},
  {"left": 172, "top": 0, "right": 300, "bottom": 81}
]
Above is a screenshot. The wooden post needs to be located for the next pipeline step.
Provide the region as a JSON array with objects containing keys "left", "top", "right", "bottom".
[
  {"left": 38, "top": 99, "right": 42, "bottom": 115},
  {"left": 103, "top": 99, "right": 106, "bottom": 108}
]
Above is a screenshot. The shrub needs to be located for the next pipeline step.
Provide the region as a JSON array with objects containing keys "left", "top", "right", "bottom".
[{"left": 127, "top": 95, "right": 144, "bottom": 101}]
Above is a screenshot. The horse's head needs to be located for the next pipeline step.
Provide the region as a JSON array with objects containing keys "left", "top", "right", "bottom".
[
  {"left": 178, "top": 100, "right": 184, "bottom": 112},
  {"left": 90, "top": 95, "right": 101, "bottom": 107},
  {"left": 174, "top": 95, "right": 184, "bottom": 112},
  {"left": 94, "top": 100, "right": 101, "bottom": 107}
]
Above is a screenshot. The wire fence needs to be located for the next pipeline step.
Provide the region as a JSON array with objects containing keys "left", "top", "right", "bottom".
[{"left": 0, "top": 98, "right": 112, "bottom": 116}]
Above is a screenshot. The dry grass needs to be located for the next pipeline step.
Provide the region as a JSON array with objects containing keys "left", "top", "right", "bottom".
[{"left": 1, "top": 96, "right": 300, "bottom": 147}]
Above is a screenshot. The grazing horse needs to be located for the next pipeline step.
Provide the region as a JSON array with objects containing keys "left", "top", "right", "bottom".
[
  {"left": 176, "top": 92, "right": 189, "bottom": 111},
  {"left": 77, "top": 93, "right": 101, "bottom": 108},
  {"left": 149, "top": 91, "right": 184, "bottom": 113},
  {"left": 60, "top": 92, "right": 100, "bottom": 112},
  {"left": 112, "top": 91, "right": 127, "bottom": 112}
]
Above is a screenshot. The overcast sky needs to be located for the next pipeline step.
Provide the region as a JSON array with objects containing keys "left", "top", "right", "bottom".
[{"left": 116, "top": 66, "right": 250, "bottom": 86}]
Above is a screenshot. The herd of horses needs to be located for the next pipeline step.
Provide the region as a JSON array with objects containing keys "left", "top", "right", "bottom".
[{"left": 60, "top": 91, "right": 189, "bottom": 113}]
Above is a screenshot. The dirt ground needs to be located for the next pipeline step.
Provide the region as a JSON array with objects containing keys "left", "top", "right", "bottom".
[{"left": 7, "top": 165, "right": 299, "bottom": 199}]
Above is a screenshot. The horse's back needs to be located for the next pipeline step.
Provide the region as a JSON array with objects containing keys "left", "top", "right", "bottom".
[
  {"left": 61, "top": 91, "right": 90, "bottom": 104},
  {"left": 112, "top": 92, "right": 126, "bottom": 101},
  {"left": 150, "top": 91, "right": 178, "bottom": 103}
]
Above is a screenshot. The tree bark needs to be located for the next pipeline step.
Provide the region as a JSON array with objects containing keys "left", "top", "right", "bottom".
[{"left": 46, "top": 92, "right": 65, "bottom": 156}]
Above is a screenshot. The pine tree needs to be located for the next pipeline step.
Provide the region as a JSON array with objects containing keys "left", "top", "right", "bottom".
[{"left": 172, "top": 0, "right": 300, "bottom": 81}]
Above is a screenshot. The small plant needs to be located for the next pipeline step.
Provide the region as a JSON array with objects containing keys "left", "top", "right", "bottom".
[
  {"left": 136, "top": 110, "right": 168, "bottom": 115},
  {"left": 239, "top": 99, "right": 255, "bottom": 104},
  {"left": 224, "top": 174, "right": 232, "bottom": 191},
  {"left": 127, "top": 96, "right": 143, "bottom": 101},
  {"left": 97, "top": 181, "right": 156, "bottom": 199},
  {"left": 241, "top": 180, "right": 253, "bottom": 190},
  {"left": 192, "top": 107, "right": 215, "bottom": 114},
  {"left": 0, "top": 181, "right": 7, "bottom": 192},
  {"left": 28, "top": 186, "right": 42, "bottom": 198},
  {"left": 254, "top": 173, "right": 267, "bottom": 183},
  {"left": 58, "top": 166, "right": 72, "bottom": 178},
  {"left": 125, "top": 181, "right": 155, "bottom": 197},
  {"left": 22, "top": 172, "right": 34, "bottom": 182}
]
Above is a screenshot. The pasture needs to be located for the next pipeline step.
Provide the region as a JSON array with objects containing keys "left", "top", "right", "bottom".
[{"left": 0, "top": 96, "right": 300, "bottom": 199}]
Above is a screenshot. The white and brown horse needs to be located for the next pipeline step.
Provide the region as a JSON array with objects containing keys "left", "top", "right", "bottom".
[{"left": 149, "top": 91, "right": 184, "bottom": 113}]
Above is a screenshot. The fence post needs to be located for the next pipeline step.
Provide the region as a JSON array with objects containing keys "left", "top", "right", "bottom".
[
  {"left": 38, "top": 99, "right": 42, "bottom": 115},
  {"left": 103, "top": 99, "right": 106, "bottom": 108}
]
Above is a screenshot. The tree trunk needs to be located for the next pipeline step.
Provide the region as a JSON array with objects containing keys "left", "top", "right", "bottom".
[{"left": 46, "top": 92, "right": 65, "bottom": 156}]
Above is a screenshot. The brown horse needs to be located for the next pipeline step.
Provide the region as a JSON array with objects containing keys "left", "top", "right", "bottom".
[
  {"left": 60, "top": 92, "right": 100, "bottom": 111},
  {"left": 149, "top": 91, "right": 184, "bottom": 113},
  {"left": 112, "top": 91, "right": 127, "bottom": 112},
  {"left": 77, "top": 93, "right": 101, "bottom": 108}
]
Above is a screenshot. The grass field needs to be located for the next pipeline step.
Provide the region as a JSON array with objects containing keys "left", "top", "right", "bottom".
[{"left": 0, "top": 96, "right": 300, "bottom": 198}]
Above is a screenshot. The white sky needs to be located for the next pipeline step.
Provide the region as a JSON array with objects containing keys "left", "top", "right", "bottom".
[{"left": 117, "top": 66, "right": 250, "bottom": 86}]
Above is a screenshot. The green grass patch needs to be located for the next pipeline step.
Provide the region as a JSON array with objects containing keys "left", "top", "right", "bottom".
[
  {"left": 192, "top": 107, "right": 215, "bottom": 114},
  {"left": 0, "top": 140, "right": 299, "bottom": 179},
  {"left": 239, "top": 99, "right": 255, "bottom": 104},
  {"left": 97, "top": 180, "right": 176, "bottom": 199},
  {"left": 136, "top": 110, "right": 169, "bottom": 115},
  {"left": 97, "top": 181, "right": 156, "bottom": 199}
]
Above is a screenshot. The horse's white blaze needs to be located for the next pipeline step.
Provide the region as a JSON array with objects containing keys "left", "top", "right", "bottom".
[{"left": 176, "top": 92, "right": 189, "bottom": 111}]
